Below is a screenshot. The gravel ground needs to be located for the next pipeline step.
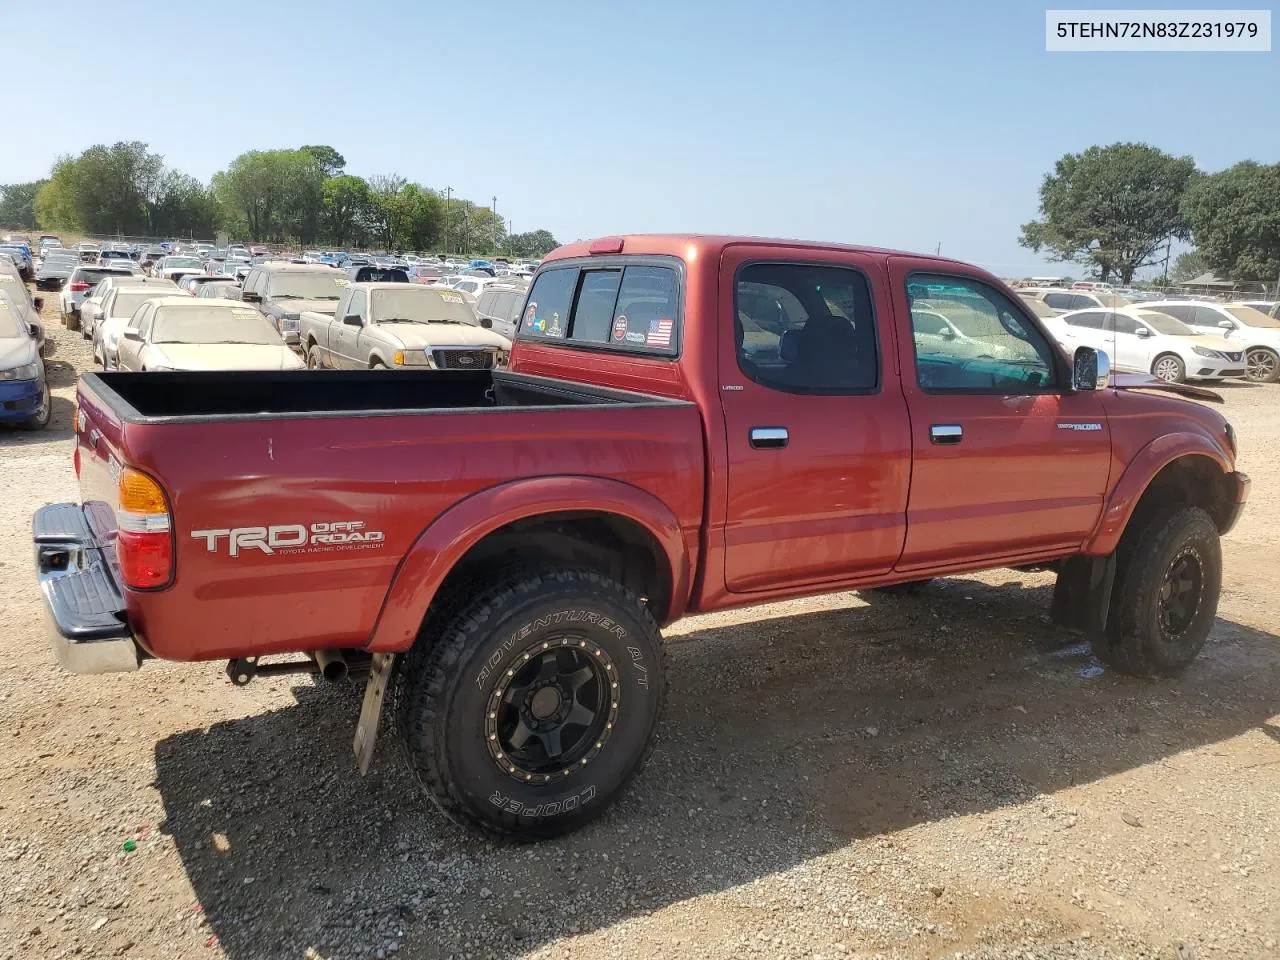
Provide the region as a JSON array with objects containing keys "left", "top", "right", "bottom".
[{"left": 1, "top": 297, "right": 1277, "bottom": 960}]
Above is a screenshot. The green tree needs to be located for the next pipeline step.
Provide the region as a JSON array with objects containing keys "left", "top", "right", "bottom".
[
  {"left": 506, "top": 229, "right": 559, "bottom": 258},
  {"left": 1170, "top": 249, "right": 1209, "bottom": 282},
  {"left": 0, "top": 181, "right": 46, "bottom": 229},
  {"left": 212, "top": 148, "right": 327, "bottom": 242},
  {"left": 1019, "top": 143, "right": 1197, "bottom": 284},
  {"left": 321, "top": 175, "right": 372, "bottom": 246},
  {"left": 1181, "top": 161, "right": 1280, "bottom": 281},
  {"left": 300, "top": 145, "right": 346, "bottom": 178}
]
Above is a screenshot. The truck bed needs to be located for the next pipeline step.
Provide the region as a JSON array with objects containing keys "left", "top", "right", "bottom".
[
  {"left": 89, "top": 368, "right": 660, "bottom": 420},
  {"left": 73, "top": 370, "right": 706, "bottom": 662}
]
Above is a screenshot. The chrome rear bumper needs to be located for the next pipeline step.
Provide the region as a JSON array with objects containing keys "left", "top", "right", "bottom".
[{"left": 33, "top": 502, "right": 141, "bottom": 674}]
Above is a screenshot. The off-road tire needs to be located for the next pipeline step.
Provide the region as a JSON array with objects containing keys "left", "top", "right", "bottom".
[
  {"left": 395, "top": 569, "right": 666, "bottom": 840},
  {"left": 1093, "top": 505, "right": 1220, "bottom": 677}
]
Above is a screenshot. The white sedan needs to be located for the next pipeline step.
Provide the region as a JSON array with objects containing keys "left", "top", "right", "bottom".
[
  {"left": 1042, "top": 306, "right": 1245, "bottom": 383},
  {"left": 116, "top": 297, "right": 304, "bottom": 372}
]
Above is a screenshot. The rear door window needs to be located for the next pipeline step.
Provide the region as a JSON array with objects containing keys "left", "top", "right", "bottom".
[
  {"left": 517, "top": 262, "right": 681, "bottom": 355},
  {"left": 570, "top": 270, "right": 622, "bottom": 343},
  {"left": 520, "top": 268, "right": 577, "bottom": 340}
]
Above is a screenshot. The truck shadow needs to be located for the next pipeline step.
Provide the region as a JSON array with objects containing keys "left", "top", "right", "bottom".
[{"left": 153, "top": 577, "right": 1280, "bottom": 959}]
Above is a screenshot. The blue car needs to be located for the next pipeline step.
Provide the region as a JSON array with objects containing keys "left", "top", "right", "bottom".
[{"left": 0, "top": 297, "right": 50, "bottom": 429}]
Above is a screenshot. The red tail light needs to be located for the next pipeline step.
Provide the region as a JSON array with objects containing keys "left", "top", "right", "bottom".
[
  {"left": 115, "top": 468, "right": 174, "bottom": 590},
  {"left": 70, "top": 282, "right": 90, "bottom": 292}
]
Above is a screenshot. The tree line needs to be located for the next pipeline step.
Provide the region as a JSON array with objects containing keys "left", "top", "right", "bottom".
[
  {"left": 1019, "top": 142, "right": 1280, "bottom": 285},
  {"left": 0, "top": 142, "right": 560, "bottom": 258}
]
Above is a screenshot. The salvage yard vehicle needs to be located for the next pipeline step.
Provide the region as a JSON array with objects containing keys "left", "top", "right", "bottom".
[
  {"left": 1042, "top": 306, "right": 1246, "bottom": 383},
  {"left": 34, "top": 234, "right": 1249, "bottom": 841},
  {"left": 1144, "top": 300, "right": 1280, "bottom": 383},
  {"left": 298, "top": 282, "right": 511, "bottom": 370},
  {"left": 36, "top": 250, "right": 79, "bottom": 290},
  {"left": 0, "top": 296, "right": 50, "bottom": 429},
  {"left": 92, "top": 284, "right": 182, "bottom": 368},
  {"left": 79, "top": 275, "right": 180, "bottom": 341},
  {"left": 59, "top": 264, "right": 138, "bottom": 329},
  {"left": 240, "top": 262, "right": 346, "bottom": 345},
  {"left": 115, "top": 297, "right": 303, "bottom": 372}
]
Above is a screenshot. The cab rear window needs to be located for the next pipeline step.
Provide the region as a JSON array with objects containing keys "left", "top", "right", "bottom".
[{"left": 517, "top": 262, "right": 680, "bottom": 356}]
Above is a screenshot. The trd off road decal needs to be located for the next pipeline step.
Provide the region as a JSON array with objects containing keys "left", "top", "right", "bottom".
[{"left": 191, "top": 520, "right": 385, "bottom": 557}]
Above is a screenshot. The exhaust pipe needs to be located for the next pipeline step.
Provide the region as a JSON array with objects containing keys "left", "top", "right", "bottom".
[{"left": 313, "top": 649, "right": 349, "bottom": 683}]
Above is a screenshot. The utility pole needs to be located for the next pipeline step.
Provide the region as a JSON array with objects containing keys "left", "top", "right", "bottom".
[
  {"left": 491, "top": 196, "right": 498, "bottom": 255},
  {"left": 443, "top": 186, "right": 452, "bottom": 256}
]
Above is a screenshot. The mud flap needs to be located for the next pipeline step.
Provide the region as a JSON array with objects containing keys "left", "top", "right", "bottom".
[
  {"left": 353, "top": 652, "right": 396, "bottom": 775},
  {"left": 1050, "top": 554, "right": 1117, "bottom": 635}
]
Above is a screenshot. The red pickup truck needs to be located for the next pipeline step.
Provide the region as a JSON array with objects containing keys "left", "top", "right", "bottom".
[{"left": 34, "top": 235, "right": 1249, "bottom": 840}]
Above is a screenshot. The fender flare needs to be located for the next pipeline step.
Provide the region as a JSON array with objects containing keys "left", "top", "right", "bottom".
[
  {"left": 365, "top": 476, "right": 692, "bottom": 653},
  {"left": 1085, "top": 431, "right": 1229, "bottom": 555}
]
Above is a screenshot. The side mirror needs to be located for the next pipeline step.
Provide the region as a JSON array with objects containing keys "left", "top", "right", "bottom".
[
  {"left": 28, "top": 322, "right": 40, "bottom": 338},
  {"left": 940, "top": 327, "right": 957, "bottom": 340},
  {"left": 479, "top": 317, "right": 493, "bottom": 328},
  {"left": 1072, "top": 345, "right": 1110, "bottom": 391},
  {"left": 1135, "top": 326, "right": 1151, "bottom": 338},
  {"left": 33, "top": 296, "right": 43, "bottom": 311},
  {"left": 343, "top": 314, "right": 362, "bottom": 326},
  {"left": 242, "top": 290, "right": 261, "bottom": 303},
  {"left": 1218, "top": 320, "right": 1234, "bottom": 331},
  {"left": 123, "top": 329, "right": 142, "bottom": 342}
]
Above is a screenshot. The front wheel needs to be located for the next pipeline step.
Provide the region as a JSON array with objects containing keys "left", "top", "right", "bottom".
[
  {"left": 1093, "top": 505, "right": 1221, "bottom": 677},
  {"left": 19, "top": 381, "right": 51, "bottom": 431},
  {"left": 395, "top": 570, "right": 666, "bottom": 839},
  {"left": 1151, "top": 353, "right": 1185, "bottom": 383},
  {"left": 1245, "top": 347, "right": 1280, "bottom": 383}
]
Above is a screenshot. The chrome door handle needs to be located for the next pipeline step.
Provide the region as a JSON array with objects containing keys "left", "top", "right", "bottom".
[
  {"left": 930, "top": 424, "right": 963, "bottom": 445},
  {"left": 750, "top": 427, "right": 789, "bottom": 449}
]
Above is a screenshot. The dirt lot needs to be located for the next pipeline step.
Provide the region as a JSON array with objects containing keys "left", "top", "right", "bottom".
[{"left": 1, "top": 297, "right": 1277, "bottom": 960}]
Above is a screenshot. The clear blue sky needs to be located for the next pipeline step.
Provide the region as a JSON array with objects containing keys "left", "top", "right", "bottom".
[{"left": 4, "top": 0, "right": 1276, "bottom": 276}]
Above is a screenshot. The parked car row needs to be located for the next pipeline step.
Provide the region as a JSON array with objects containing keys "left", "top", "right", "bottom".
[{"left": 1014, "top": 289, "right": 1280, "bottom": 383}]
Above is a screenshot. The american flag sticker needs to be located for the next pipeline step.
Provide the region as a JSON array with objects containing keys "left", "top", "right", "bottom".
[{"left": 646, "top": 318, "right": 673, "bottom": 347}]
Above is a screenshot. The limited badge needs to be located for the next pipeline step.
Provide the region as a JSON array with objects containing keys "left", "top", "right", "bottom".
[
  {"left": 440, "top": 292, "right": 463, "bottom": 303},
  {"left": 612, "top": 315, "right": 628, "bottom": 341},
  {"left": 335, "top": 278, "right": 350, "bottom": 287}
]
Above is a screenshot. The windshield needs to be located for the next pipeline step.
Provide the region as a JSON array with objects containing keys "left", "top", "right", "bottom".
[
  {"left": 266, "top": 273, "right": 345, "bottom": 300},
  {"left": 165, "top": 257, "right": 203, "bottom": 268},
  {"left": 111, "top": 291, "right": 159, "bottom": 318},
  {"left": 1226, "top": 306, "right": 1280, "bottom": 329},
  {"left": 371, "top": 287, "right": 478, "bottom": 324},
  {"left": 153, "top": 306, "right": 283, "bottom": 345},
  {"left": 0, "top": 301, "right": 25, "bottom": 338},
  {"left": 1139, "top": 311, "right": 1194, "bottom": 336}
]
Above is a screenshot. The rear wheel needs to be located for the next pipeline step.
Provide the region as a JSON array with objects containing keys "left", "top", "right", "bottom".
[
  {"left": 305, "top": 343, "right": 323, "bottom": 369},
  {"left": 1151, "top": 353, "right": 1185, "bottom": 383},
  {"left": 1093, "top": 505, "right": 1220, "bottom": 677},
  {"left": 395, "top": 570, "right": 666, "bottom": 839},
  {"left": 1245, "top": 347, "right": 1280, "bottom": 383}
]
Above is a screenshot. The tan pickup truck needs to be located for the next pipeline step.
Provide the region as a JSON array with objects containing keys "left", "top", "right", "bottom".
[{"left": 297, "top": 281, "right": 512, "bottom": 370}]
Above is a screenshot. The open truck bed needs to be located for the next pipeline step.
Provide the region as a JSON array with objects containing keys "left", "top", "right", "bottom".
[{"left": 57, "top": 369, "right": 705, "bottom": 666}]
